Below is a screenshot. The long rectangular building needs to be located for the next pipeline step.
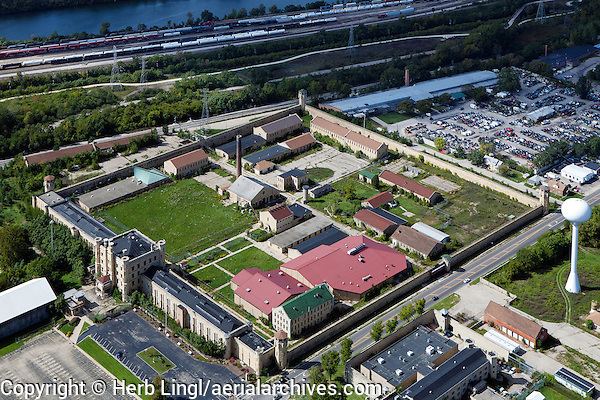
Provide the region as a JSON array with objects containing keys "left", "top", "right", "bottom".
[{"left": 323, "top": 71, "right": 498, "bottom": 115}]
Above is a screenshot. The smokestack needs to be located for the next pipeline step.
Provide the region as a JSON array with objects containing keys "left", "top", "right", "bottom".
[
  {"left": 404, "top": 68, "right": 410, "bottom": 87},
  {"left": 236, "top": 135, "right": 242, "bottom": 177}
]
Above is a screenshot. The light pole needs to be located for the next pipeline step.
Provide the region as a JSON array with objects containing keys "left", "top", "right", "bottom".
[{"left": 49, "top": 220, "right": 54, "bottom": 253}]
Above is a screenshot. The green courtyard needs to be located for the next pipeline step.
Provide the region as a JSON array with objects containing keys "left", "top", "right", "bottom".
[
  {"left": 95, "top": 179, "right": 254, "bottom": 262},
  {"left": 377, "top": 112, "right": 412, "bottom": 124},
  {"left": 489, "top": 248, "right": 600, "bottom": 323},
  {"left": 217, "top": 247, "right": 281, "bottom": 275},
  {"left": 137, "top": 346, "right": 175, "bottom": 374},
  {"left": 192, "top": 265, "right": 232, "bottom": 290}
]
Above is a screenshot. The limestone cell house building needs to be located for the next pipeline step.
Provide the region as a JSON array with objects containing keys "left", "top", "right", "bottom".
[
  {"left": 230, "top": 268, "right": 308, "bottom": 320},
  {"left": 259, "top": 203, "right": 312, "bottom": 234},
  {"left": 362, "top": 191, "right": 394, "bottom": 209},
  {"left": 163, "top": 149, "right": 209, "bottom": 177},
  {"left": 228, "top": 175, "right": 280, "bottom": 208},
  {"left": 378, "top": 170, "right": 442, "bottom": 205},
  {"left": 484, "top": 301, "right": 548, "bottom": 349},
  {"left": 280, "top": 133, "right": 317, "bottom": 154},
  {"left": 310, "top": 116, "right": 388, "bottom": 160},
  {"left": 0, "top": 278, "right": 57, "bottom": 341},
  {"left": 276, "top": 168, "right": 309, "bottom": 191},
  {"left": 94, "top": 229, "right": 166, "bottom": 301},
  {"left": 253, "top": 114, "right": 303, "bottom": 142},
  {"left": 353, "top": 208, "right": 400, "bottom": 237},
  {"left": 272, "top": 283, "right": 334, "bottom": 338},
  {"left": 281, "top": 235, "right": 409, "bottom": 301}
]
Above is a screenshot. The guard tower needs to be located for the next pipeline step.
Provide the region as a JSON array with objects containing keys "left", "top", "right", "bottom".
[
  {"left": 298, "top": 89, "right": 307, "bottom": 112},
  {"left": 274, "top": 330, "right": 289, "bottom": 370}
]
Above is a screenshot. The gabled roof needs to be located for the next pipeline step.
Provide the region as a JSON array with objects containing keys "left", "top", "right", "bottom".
[
  {"left": 94, "top": 132, "right": 150, "bottom": 150},
  {"left": 364, "top": 191, "right": 394, "bottom": 208},
  {"left": 228, "top": 176, "right": 278, "bottom": 201},
  {"left": 280, "top": 284, "right": 333, "bottom": 320},
  {"left": 354, "top": 208, "right": 398, "bottom": 232},
  {"left": 311, "top": 117, "right": 384, "bottom": 152},
  {"left": 266, "top": 203, "right": 294, "bottom": 221},
  {"left": 379, "top": 170, "right": 437, "bottom": 200},
  {"left": 391, "top": 226, "right": 441, "bottom": 256},
  {"left": 258, "top": 114, "right": 302, "bottom": 135},
  {"left": 0, "top": 278, "right": 57, "bottom": 324},
  {"left": 166, "top": 149, "right": 208, "bottom": 169},
  {"left": 359, "top": 169, "right": 381, "bottom": 180},
  {"left": 232, "top": 269, "right": 307, "bottom": 315},
  {"left": 485, "top": 301, "right": 545, "bottom": 339},
  {"left": 255, "top": 160, "right": 275, "bottom": 171},
  {"left": 281, "top": 235, "right": 408, "bottom": 295},
  {"left": 279, "top": 168, "right": 307, "bottom": 179},
  {"left": 25, "top": 143, "right": 95, "bottom": 166},
  {"left": 344, "top": 130, "right": 385, "bottom": 152},
  {"left": 282, "top": 133, "right": 316, "bottom": 151}
]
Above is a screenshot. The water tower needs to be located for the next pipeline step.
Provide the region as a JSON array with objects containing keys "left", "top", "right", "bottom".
[{"left": 561, "top": 198, "right": 592, "bottom": 294}]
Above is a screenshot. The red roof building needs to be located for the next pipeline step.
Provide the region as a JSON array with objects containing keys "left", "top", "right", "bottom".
[
  {"left": 231, "top": 268, "right": 308, "bottom": 319},
  {"left": 282, "top": 133, "right": 317, "bottom": 153},
  {"left": 281, "top": 235, "right": 408, "bottom": 301},
  {"left": 378, "top": 170, "right": 442, "bottom": 205},
  {"left": 484, "top": 301, "right": 548, "bottom": 349},
  {"left": 362, "top": 191, "right": 394, "bottom": 208},
  {"left": 24, "top": 143, "right": 95, "bottom": 166},
  {"left": 353, "top": 208, "right": 398, "bottom": 236},
  {"left": 163, "top": 149, "right": 209, "bottom": 177}
]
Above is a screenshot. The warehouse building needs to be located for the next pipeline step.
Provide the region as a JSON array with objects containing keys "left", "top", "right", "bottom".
[
  {"left": 484, "top": 301, "right": 548, "bottom": 349},
  {"left": 322, "top": 71, "right": 498, "bottom": 115},
  {"left": 276, "top": 168, "right": 309, "bottom": 191},
  {"left": 215, "top": 135, "right": 266, "bottom": 160},
  {"left": 242, "top": 144, "right": 291, "bottom": 167},
  {"left": 0, "top": 278, "right": 57, "bottom": 341},
  {"left": 391, "top": 226, "right": 444, "bottom": 260},
  {"left": 228, "top": 175, "right": 280, "bottom": 208},
  {"left": 379, "top": 170, "right": 442, "bottom": 205},
  {"left": 231, "top": 268, "right": 307, "bottom": 320},
  {"left": 272, "top": 283, "right": 334, "bottom": 338},
  {"left": 353, "top": 208, "right": 400, "bottom": 236},
  {"left": 310, "top": 117, "right": 388, "bottom": 159},
  {"left": 268, "top": 216, "right": 333, "bottom": 254},
  {"left": 24, "top": 143, "right": 95, "bottom": 166},
  {"left": 253, "top": 114, "right": 303, "bottom": 142},
  {"left": 560, "top": 163, "right": 596, "bottom": 184},
  {"left": 411, "top": 222, "right": 450, "bottom": 244},
  {"left": 527, "top": 106, "right": 556, "bottom": 123},
  {"left": 281, "top": 235, "right": 408, "bottom": 301},
  {"left": 163, "top": 149, "right": 209, "bottom": 177}
]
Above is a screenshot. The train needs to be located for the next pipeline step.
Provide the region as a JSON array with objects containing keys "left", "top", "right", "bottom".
[
  {"left": 0, "top": 0, "right": 413, "bottom": 62},
  {"left": 0, "top": 29, "right": 287, "bottom": 70}
]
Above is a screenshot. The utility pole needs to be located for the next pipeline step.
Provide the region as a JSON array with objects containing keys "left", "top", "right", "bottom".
[
  {"left": 140, "top": 56, "right": 147, "bottom": 85},
  {"left": 110, "top": 46, "right": 121, "bottom": 90},
  {"left": 536, "top": 1, "right": 546, "bottom": 23},
  {"left": 348, "top": 25, "right": 355, "bottom": 59}
]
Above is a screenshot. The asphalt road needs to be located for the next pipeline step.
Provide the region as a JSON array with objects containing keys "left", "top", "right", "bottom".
[{"left": 284, "top": 183, "right": 600, "bottom": 387}]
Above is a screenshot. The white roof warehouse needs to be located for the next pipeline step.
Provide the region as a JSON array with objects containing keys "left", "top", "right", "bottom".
[{"left": 322, "top": 70, "right": 498, "bottom": 115}]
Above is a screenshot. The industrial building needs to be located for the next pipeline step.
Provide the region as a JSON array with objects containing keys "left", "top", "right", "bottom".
[
  {"left": 231, "top": 268, "right": 307, "bottom": 320},
  {"left": 95, "top": 230, "right": 166, "bottom": 301},
  {"left": 281, "top": 235, "right": 408, "bottom": 301},
  {"left": 539, "top": 45, "right": 598, "bottom": 69},
  {"left": 228, "top": 175, "right": 281, "bottom": 208},
  {"left": 287, "top": 226, "right": 348, "bottom": 258},
  {"left": 527, "top": 106, "right": 555, "bottom": 123},
  {"left": 253, "top": 113, "right": 303, "bottom": 141},
  {"left": 0, "top": 278, "right": 57, "bottom": 341},
  {"left": 163, "top": 148, "right": 209, "bottom": 177},
  {"left": 484, "top": 301, "right": 548, "bottom": 349},
  {"left": 271, "top": 283, "right": 334, "bottom": 338},
  {"left": 560, "top": 163, "right": 596, "bottom": 184},
  {"left": 322, "top": 71, "right": 498, "bottom": 115},
  {"left": 268, "top": 216, "right": 333, "bottom": 254},
  {"left": 276, "top": 168, "right": 309, "bottom": 191},
  {"left": 259, "top": 203, "right": 312, "bottom": 234},
  {"left": 353, "top": 208, "right": 400, "bottom": 236}
]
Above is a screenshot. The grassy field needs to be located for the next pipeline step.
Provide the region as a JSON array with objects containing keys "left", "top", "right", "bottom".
[
  {"left": 222, "top": 237, "right": 251, "bottom": 252},
  {"left": 557, "top": 345, "right": 600, "bottom": 384},
  {"left": 95, "top": 179, "right": 254, "bottom": 262},
  {"left": 307, "top": 167, "right": 334, "bottom": 182},
  {"left": 78, "top": 337, "right": 149, "bottom": 399},
  {"left": 539, "top": 385, "right": 575, "bottom": 400},
  {"left": 489, "top": 248, "right": 600, "bottom": 323},
  {"left": 217, "top": 247, "right": 281, "bottom": 275},
  {"left": 0, "top": 340, "right": 24, "bottom": 357},
  {"left": 137, "top": 346, "right": 175, "bottom": 374},
  {"left": 308, "top": 175, "right": 379, "bottom": 225},
  {"left": 433, "top": 294, "right": 460, "bottom": 310},
  {"left": 193, "top": 265, "right": 232, "bottom": 290},
  {"left": 377, "top": 112, "right": 412, "bottom": 124}
]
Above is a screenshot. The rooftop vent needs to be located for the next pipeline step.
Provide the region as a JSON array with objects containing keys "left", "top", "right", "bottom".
[
  {"left": 407, "top": 351, "right": 414, "bottom": 357},
  {"left": 347, "top": 243, "right": 366, "bottom": 255},
  {"left": 395, "top": 369, "right": 403, "bottom": 376},
  {"left": 377, "top": 357, "right": 385, "bottom": 364},
  {"left": 362, "top": 275, "right": 372, "bottom": 281},
  {"left": 246, "top": 288, "right": 251, "bottom": 292}
]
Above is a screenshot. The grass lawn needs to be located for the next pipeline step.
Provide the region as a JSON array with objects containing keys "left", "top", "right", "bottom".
[
  {"left": 306, "top": 167, "right": 334, "bottom": 182},
  {"left": 488, "top": 248, "right": 600, "bottom": 323},
  {"left": 248, "top": 229, "right": 272, "bottom": 242},
  {"left": 222, "top": 237, "right": 251, "bottom": 252},
  {"left": 78, "top": 337, "right": 149, "bottom": 399},
  {"left": 137, "top": 346, "right": 175, "bottom": 374},
  {"left": 81, "top": 322, "right": 91, "bottom": 334},
  {"left": 59, "top": 322, "right": 76, "bottom": 337},
  {"left": 192, "top": 265, "right": 232, "bottom": 290},
  {"left": 218, "top": 247, "right": 281, "bottom": 275},
  {"left": 95, "top": 179, "right": 254, "bottom": 262},
  {"left": 433, "top": 294, "right": 460, "bottom": 310},
  {"left": 540, "top": 382, "right": 581, "bottom": 400},
  {"left": 377, "top": 112, "right": 412, "bottom": 124},
  {"left": 308, "top": 175, "right": 379, "bottom": 225},
  {"left": 0, "top": 340, "right": 24, "bottom": 357},
  {"left": 192, "top": 247, "right": 229, "bottom": 267}
]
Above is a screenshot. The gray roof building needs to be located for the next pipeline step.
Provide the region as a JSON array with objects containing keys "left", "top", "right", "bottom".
[
  {"left": 237, "top": 331, "right": 273, "bottom": 352},
  {"left": 243, "top": 144, "right": 291, "bottom": 166},
  {"left": 110, "top": 230, "right": 154, "bottom": 259},
  {"left": 289, "top": 226, "right": 348, "bottom": 256},
  {"left": 268, "top": 216, "right": 333, "bottom": 253},
  {"left": 51, "top": 201, "right": 115, "bottom": 240},
  {"left": 279, "top": 168, "right": 307, "bottom": 179},
  {"left": 228, "top": 176, "right": 279, "bottom": 205},
  {"left": 323, "top": 71, "right": 498, "bottom": 114},
  {"left": 216, "top": 135, "right": 266, "bottom": 158}
]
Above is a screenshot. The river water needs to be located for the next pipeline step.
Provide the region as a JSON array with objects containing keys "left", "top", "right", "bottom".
[{"left": 0, "top": 0, "right": 302, "bottom": 40}]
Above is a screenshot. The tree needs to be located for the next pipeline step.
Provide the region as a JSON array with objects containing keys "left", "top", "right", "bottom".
[
  {"left": 371, "top": 321, "right": 383, "bottom": 341},
  {"left": 201, "top": 10, "right": 215, "bottom": 22},
  {"left": 468, "top": 150, "right": 485, "bottom": 166},
  {"left": 340, "top": 337, "right": 353, "bottom": 363},
  {"left": 308, "top": 365, "right": 326, "bottom": 385},
  {"left": 575, "top": 76, "right": 592, "bottom": 100},
  {"left": 580, "top": 207, "right": 600, "bottom": 248},
  {"left": 386, "top": 317, "right": 398, "bottom": 334},
  {"left": 585, "top": 319, "right": 595, "bottom": 330},
  {"left": 99, "top": 22, "right": 111, "bottom": 36},
  {"left": 399, "top": 304, "right": 415, "bottom": 321},
  {"left": 497, "top": 68, "right": 521, "bottom": 92},
  {"left": 0, "top": 224, "right": 31, "bottom": 271},
  {"left": 434, "top": 137, "right": 446, "bottom": 151},
  {"left": 149, "top": 376, "right": 166, "bottom": 400},
  {"left": 321, "top": 350, "right": 340, "bottom": 380},
  {"left": 380, "top": 67, "right": 403, "bottom": 89},
  {"left": 414, "top": 298, "right": 426, "bottom": 315},
  {"left": 498, "top": 163, "right": 511, "bottom": 176},
  {"left": 454, "top": 147, "right": 466, "bottom": 159},
  {"left": 397, "top": 100, "right": 414, "bottom": 115}
]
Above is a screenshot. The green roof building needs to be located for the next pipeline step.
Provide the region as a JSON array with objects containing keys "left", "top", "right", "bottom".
[
  {"left": 358, "top": 169, "right": 381, "bottom": 185},
  {"left": 272, "top": 283, "right": 334, "bottom": 338}
]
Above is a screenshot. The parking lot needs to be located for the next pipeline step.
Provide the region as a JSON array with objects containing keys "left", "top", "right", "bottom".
[
  {"left": 79, "top": 311, "right": 239, "bottom": 398},
  {"left": 260, "top": 143, "right": 370, "bottom": 186},
  {"left": 0, "top": 330, "right": 129, "bottom": 400},
  {"left": 401, "top": 68, "right": 600, "bottom": 168}
]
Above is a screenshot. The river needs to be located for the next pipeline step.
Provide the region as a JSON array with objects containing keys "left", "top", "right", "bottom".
[{"left": 0, "top": 0, "right": 305, "bottom": 41}]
